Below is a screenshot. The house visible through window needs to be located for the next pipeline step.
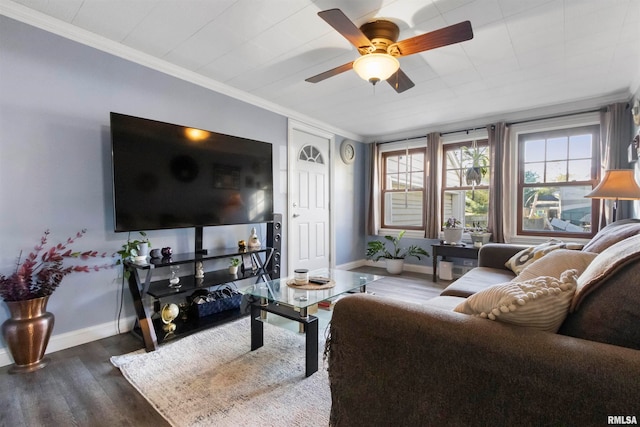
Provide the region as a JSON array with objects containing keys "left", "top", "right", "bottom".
[
  {"left": 442, "top": 141, "right": 490, "bottom": 229},
  {"left": 381, "top": 148, "right": 426, "bottom": 230},
  {"left": 517, "top": 125, "right": 599, "bottom": 237}
]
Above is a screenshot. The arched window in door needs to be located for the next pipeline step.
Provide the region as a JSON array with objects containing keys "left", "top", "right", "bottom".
[{"left": 299, "top": 145, "right": 324, "bottom": 164}]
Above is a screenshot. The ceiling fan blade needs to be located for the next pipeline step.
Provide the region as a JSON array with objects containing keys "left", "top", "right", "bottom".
[
  {"left": 305, "top": 61, "right": 355, "bottom": 83},
  {"left": 386, "top": 68, "right": 415, "bottom": 93},
  {"left": 318, "top": 9, "right": 373, "bottom": 51},
  {"left": 392, "top": 21, "right": 473, "bottom": 56}
]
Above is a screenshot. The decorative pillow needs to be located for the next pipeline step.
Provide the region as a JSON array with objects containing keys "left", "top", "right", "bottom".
[
  {"left": 504, "top": 240, "right": 583, "bottom": 275},
  {"left": 514, "top": 249, "right": 597, "bottom": 282},
  {"left": 581, "top": 218, "right": 640, "bottom": 253},
  {"left": 559, "top": 261, "right": 640, "bottom": 350},
  {"left": 454, "top": 269, "right": 578, "bottom": 332},
  {"left": 570, "top": 234, "right": 640, "bottom": 312}
]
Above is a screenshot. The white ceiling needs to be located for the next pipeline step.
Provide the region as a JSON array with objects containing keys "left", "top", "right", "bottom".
[{"left": 2, "top": 0, "right": 639, "bottom": 141}]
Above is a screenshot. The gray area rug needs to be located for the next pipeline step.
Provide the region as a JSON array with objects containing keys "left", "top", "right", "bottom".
[{"left": 111, "top": 317, "right": 330, "bottom": 426}]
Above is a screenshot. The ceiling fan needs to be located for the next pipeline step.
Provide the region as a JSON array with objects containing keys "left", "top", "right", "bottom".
[{"left": 306, "top": 9, "right": 473, "bottom": 93}]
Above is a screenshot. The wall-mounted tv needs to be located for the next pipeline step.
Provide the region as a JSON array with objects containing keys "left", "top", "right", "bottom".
[{"left": 110, "top": 112, "right": 273, "bottom": 232}]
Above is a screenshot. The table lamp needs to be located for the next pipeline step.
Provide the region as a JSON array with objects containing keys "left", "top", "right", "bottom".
[{"left": 585, "top": 169, "right": 640, "bottom": 222}]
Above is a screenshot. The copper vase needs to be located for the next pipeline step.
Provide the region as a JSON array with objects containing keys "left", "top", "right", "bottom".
[{"left": 2, "top": 296, "right": 55, "bottom": 373}]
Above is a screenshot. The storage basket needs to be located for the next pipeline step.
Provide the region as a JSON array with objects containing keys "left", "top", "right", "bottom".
[{"left": 189, "top": 287, "right": 242, "bottom": 318}]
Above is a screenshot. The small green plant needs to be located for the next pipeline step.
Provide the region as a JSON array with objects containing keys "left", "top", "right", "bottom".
[
  {"left": 443, "top": 218, "right": 461, "bottom": 229},
  {"left": 116, "top": 232, "right": 150, "bottom": 279},
  {"left": 229, "top": 258, "right": 240, "bottom": 267},
  {"left": 366, "top": 230, "right": 429, "bottom": 261},
  {"left": 462, "top": 145, "right": 489, "bottom": 182}
]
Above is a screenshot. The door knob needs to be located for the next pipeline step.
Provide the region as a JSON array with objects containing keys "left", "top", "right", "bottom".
[{"left": 293, "top": 213, "right": 300, "bottom": 218}]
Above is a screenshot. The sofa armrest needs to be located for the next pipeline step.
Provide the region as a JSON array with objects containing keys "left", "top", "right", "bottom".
[
  {"left": 327, "top": 294, "right": 640, "bottom": 427},
  {"left": 477, "top": 243, "right": 528, "bottom": 270}
]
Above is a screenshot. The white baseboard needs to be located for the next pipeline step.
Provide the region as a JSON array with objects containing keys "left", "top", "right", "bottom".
[
  {"left": 0, "top": 315, "right": 136, "bottom": 368},
  {"left": 335, "top": 259, "right": 368, "bottom": 270}
]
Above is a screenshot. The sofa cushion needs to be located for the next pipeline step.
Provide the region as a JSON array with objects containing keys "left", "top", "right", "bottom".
[
  {"left": 514, "top": 249, "right": 597, "bottom": 282},
  {"left": 581, "top": 218, "right": 640, "bottom": 253},
  {"left": 454, "top": 269, "right": 578, "bottom": 332},
  {"left": 559, "top": 250, "right": 640, "bottom": 350},
  {"left": 440, "top": 267, "right": 515, "bottom": 298},
  {"left": 504, "top": 240, "right": 583, "bottom": 275},
  {"left": 570, "top": 234, "right": 640, "bottom": 312}
]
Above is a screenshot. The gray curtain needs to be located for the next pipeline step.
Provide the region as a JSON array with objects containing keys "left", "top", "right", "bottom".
[
  {"left": 425, "top": 132, "right": 442, "bottom": 238},
  {"left": 598, "top": 103, "right": 633, "bottom": 227},
  {"left": 366, "top": 142, "right": 380, "bottom": 235},
  {"left": 487, "top": 123, "right": 509, "bottom": 243}
]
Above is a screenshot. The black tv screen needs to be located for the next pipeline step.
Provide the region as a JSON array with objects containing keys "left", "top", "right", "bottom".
[{"left": 110, "top": 112, "right": 273, "bottom": 232}]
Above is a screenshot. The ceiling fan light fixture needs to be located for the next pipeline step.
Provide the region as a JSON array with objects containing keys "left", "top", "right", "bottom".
[{"left": 353, "top": 53, "right": 399, "bottom": 85}]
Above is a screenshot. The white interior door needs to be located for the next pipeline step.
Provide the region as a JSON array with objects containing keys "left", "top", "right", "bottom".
[{"left": 288, "top": 122, "right": 333, "bottom": 274}]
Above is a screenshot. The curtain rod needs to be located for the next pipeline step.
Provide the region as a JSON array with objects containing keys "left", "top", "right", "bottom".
[
  {"left": 440, "top": 126, "right": 486, "bottom": 137},
  {"left": 377, "top": 105, "right": 618, "bottom": 145},
  {"left": 376, "top": 134, "right": 428, "bottom": 145},
  {"left": 507, "top": 107, "right": 606, "bottom": 126}
]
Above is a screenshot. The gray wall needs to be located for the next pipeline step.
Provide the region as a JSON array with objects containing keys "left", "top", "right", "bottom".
[
  {"left": 0, "top": 16, "right": 367, "bottom": 353},
  {"left": 333, "top": 138, "right": 367, "bottom": 265}
]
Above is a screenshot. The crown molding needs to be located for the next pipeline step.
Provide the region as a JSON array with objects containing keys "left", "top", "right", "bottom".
[{"left": 0, "top": 0, "right": 363, "bottom": 142}]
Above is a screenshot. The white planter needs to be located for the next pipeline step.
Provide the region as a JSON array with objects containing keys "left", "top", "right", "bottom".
[
  {"left": 443, "top": 228, "right": 463, "bottom": 245},
  {"left": 137, "top": 242, "right": 149, "bottom": 257},
  {"left": 229, "top": 265, "right": 238, "bottom": 275},
  {"left": 470, "top": 232, "right": 492, "bottom": 247},
  {"left": 385, "top": 259, "right": 404, "bottom": 275}
]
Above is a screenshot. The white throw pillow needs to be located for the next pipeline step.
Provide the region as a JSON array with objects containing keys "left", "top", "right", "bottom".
[
  {"left": 504, "top": 240, "right": 583, "bottom": 275},
  {"left": 514, "top": 249, "right": 597, "bottom": 282},
  {"left": 454, "top": 269, "right": 578, "bottom": 332}
]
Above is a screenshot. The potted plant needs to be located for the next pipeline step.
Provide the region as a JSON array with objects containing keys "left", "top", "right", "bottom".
[
  {"left": 116, "top": 232, "right": 150, "bottom": 277},
  {"left": 462, "top": 144, "right": 489, "bottom": 186},
  {"left": 366, "top": 230, "right": 429, "bottom": 274},
  {"left": 0, "top": 229, "right": 111, "bottom": 373},
  {"left": 229, "top": 258, "right": 240, "bottom": 275},
  {"left": 443, "top": 217, "right": 463, "bottom": 245},
  {"left": 469, "top": 222, "right": 492, "bottom": 247}
]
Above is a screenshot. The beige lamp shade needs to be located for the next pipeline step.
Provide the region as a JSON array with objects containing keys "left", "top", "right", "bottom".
[
  {"left": 352, "top": 53, "right": 400, "bottom": 84},
  {"left": 585, "top": 169, "right": 640, "bottom": 200}
]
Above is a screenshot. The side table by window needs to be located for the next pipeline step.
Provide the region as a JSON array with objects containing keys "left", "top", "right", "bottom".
[{"left": 431, "top": 243, "right": 479, "bottom": 282}]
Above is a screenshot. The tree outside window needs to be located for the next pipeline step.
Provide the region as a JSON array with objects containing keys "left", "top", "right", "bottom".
[
  {"left": 518, "top": 125, "right": 599, "bottom": 237},
  {"left": 442, "top": 141, "right": 490, "bottom": 230}
]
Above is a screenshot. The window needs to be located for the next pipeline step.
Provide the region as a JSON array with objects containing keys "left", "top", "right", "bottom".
[
  {"left": 517, "top": 125, "right": 599, "bottom": 237},
  {"left": 381, "top": 148, "right": 426, "bottom": 229},
  {"left": 442, "top": 141, "right": 490, "bottom": 229}
]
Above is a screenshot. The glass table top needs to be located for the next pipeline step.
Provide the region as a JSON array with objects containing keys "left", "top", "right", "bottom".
[{"left": 240, "top": 268, "right": 383, "bottom": 309}]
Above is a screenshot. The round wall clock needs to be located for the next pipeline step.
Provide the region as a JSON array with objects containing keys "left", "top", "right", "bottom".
[
  {"left": 340, "top": 140, "right": 356, "bottom": 164},
  {"left": 632, "top": 99, "right": 640, "bottom": 126}
]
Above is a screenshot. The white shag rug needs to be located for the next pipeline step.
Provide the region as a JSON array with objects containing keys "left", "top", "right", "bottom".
[{"left": 111, "top": 317, "right": 331, "bottom": 427}]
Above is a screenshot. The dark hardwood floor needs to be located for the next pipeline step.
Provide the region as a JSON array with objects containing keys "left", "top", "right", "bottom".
[{"left": 0, "top": 267, "right": 444, "bottom": 426}]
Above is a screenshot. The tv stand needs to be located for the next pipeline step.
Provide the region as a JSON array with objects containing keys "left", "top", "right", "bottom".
[
  {"left": 194, "top": 226, "right": 207, "bottom": 254},
  {"left": 126, "top": 246, "right": 274, "bottom": 351},
  {"left": 126, "top": 217, "right": 281, "bottom": 351}
]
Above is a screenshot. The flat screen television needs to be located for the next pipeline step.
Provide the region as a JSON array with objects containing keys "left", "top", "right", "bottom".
[{"left": 110, "top": 112, "right": 273, "bottom": 232}]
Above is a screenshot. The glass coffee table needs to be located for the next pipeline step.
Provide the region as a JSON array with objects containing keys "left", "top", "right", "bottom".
[{"left": 241, "top": 268, "right": 383, "bottom": 376}]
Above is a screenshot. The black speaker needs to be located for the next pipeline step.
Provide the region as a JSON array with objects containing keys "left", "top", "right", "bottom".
[{"left": 266, "top": 213, "right": 282, "bottom": 279}]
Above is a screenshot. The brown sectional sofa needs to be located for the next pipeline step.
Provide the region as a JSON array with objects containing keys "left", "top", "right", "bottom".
[{"left": 327, "top": 219, "right": 640, "bottom": 426}]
